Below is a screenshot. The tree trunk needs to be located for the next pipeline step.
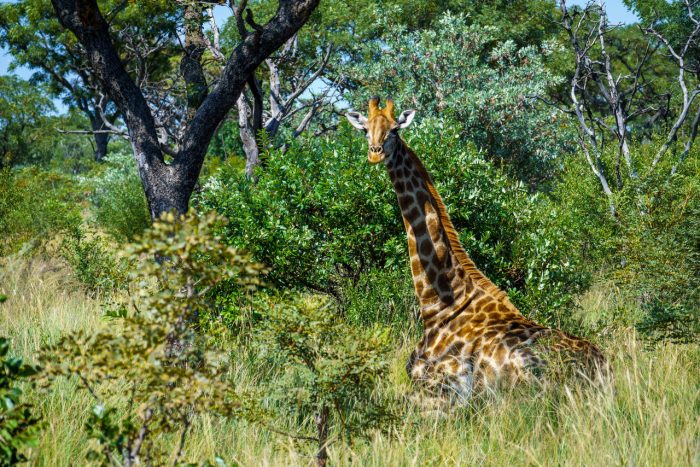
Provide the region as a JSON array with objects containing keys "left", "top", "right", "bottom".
[
  {"left": 237, "top": 92, "right": 260, "bottom": 178},
  {"left": 90, "top": 115, "right": 110, "bottom": 161},
  {"left": 315, "top": 405, "right": 329, "bottom": 467},
  {"left": 133, "top": 145, "right": 192, "bottom": 219},
  {"left": 94, "top": 129, "right": 109, "bottom": 162}
]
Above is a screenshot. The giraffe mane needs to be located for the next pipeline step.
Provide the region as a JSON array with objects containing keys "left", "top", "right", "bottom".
[{"left": 401, "top": 140, "right": 516, "bottom": 308}]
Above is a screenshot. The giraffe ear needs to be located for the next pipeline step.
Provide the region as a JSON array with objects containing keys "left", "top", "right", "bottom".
[
  {"left": 397, "top": 110, "right": 416, "bottom": 129},
  {"left": 346, "top": 111, "right": 368, "bottom": 131}
]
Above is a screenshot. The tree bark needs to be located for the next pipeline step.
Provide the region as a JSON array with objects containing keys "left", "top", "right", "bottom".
[
  {"left": 315, "top": 405, "right": 329, "bottom": 467},
  {"left": 237, "top": 89, "right": 260, "bottom": 178},
  {"left": 50, "top": 0, "right": 320, "bottom": 218},
  {"left": 89, "top": 114, "right": 110, "bottom": 161}
]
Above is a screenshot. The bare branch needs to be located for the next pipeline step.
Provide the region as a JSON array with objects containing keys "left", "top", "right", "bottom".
[
  {"left": 55, "top": 127, "right": 125, "bottom": 136},
  {"left": 672, "top": 102, "right": 700, "bottom": 174},
  {"left": 644, "top": 6, "right": 700, "bottom": 167},
  {"left": 233, "top": 0, "right": 249, "bottom": 39},
  {"left": 205, "top": 6, "right": 225, "bottom": 61}
]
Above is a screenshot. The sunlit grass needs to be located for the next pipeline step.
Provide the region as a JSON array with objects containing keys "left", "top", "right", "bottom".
[{"left": 1, "top": 256, "right": 698, "bottom": 466}]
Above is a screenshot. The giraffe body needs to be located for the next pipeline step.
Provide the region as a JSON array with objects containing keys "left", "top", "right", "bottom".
[{"left": 347, "top": 97, "right": 607, "bottom": 400}]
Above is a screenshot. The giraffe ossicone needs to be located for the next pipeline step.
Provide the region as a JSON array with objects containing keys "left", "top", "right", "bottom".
[{"left": 347, "top": 97, "right": 609, "bottom": 400}]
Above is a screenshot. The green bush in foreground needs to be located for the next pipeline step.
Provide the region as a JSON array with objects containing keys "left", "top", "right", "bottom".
[
  {"left": 0, "top": 336, "right": 41, "bottom": 466},
  {"left": 256, "top": 294, "right": 395, "bottom": 466},
  {"left": 40, "top": 211, "right": 265, "bottom": 465}
]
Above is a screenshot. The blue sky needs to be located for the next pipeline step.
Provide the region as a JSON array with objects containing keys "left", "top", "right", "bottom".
[
  {"left": 570, "top": 0, "right": 639, "bottom": 24},
  {"left": 0, "top": 1, "right": 640, "bottom": 83}
]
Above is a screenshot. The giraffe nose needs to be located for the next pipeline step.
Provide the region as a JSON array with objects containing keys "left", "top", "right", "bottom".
[{"left": 369, "top": 145, "right": 383, "bottom": 153}]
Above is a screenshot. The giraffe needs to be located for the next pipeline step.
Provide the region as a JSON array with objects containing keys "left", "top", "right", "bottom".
[{"left": 346, "top": 96, "right": 608, "bottom": 400}]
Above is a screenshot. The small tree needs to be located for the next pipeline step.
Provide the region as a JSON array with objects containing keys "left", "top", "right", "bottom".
[
  {"left": 554, "top": 0, "right": 700, "bottom": 216},
  {"left": 40, "top": 211, "right": 265, "bottom": 465},
  {"left": 257, "top": 295, "right": 395, "bottom": 466}
]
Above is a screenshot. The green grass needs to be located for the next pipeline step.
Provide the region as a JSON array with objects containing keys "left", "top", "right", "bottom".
[{"left": 1, "top": 255, "right": 698, "bottom": 466}]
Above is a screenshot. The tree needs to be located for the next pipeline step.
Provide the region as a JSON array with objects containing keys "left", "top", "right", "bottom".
[
  {"left": 553, "top": 0, "right": 700, "bottom": 217},
  {"left": 0, "top": 75, "right": 54, "bottom": 168},
  {"left": 634, "top": 0, "right": 700, "bottom": 170},
  {"left": 342, "top": 13, "right": 571, "bottom": 186},
  {"left": 0, "top": 0, "right": 177, "bottom": 161},
  {"left": 257, "top": 295, "right": 394, "bottom": 467},
  {"left": 48, "top": 0, "right": 319, "bottom": 218}
]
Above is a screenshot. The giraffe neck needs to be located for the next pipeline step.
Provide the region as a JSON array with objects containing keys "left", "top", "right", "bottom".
[{"left": 385, "top": 139, "right": 516, "bottom": 328}]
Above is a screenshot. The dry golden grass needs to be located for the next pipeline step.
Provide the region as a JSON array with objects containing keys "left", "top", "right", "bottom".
[{"left": 1, "top": 255, "right": 698, "bottom": 466}]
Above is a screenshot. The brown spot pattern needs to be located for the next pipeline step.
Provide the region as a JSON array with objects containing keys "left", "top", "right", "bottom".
[{"left": 354, "top": 97, "right": 609, "bottom": 398}]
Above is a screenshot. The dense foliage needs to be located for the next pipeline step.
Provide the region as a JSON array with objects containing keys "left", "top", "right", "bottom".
[
  {"left": 200, "top": 118, "right": 588, "bottom": 324},
  {"left": 40, "top": 212, "right": 265, "bottom": 465},
  {"left": 0, "top": 76, "right": 54, "bottom": 168},
  {"left": 344, "top": 14, "right": 574, "bottom": 184}
]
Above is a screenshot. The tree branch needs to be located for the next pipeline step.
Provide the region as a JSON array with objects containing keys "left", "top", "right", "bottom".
[
  {"left": 51, "top": 0, "right": 164, "bottom": 169},
  {"left": 176, "top": 0, "right": 320, "bottom": 178}
]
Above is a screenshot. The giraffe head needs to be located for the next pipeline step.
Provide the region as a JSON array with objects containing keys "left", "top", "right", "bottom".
[{"left": 346, "top": 96, "right": 416, "bottom": 164}]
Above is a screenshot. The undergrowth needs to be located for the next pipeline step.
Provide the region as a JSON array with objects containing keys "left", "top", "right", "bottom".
[{"left": 0, "top": 255, "right": 697, "bottom": 466}]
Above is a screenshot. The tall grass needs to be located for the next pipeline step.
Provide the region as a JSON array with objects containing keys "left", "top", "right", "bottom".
[{"left": 0, "top": 256, "right": 698, "bottom": 466}]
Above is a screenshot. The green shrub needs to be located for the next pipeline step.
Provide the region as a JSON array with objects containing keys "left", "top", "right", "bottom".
[
  {"left": 91, "top": 151, "right": 151, "bottom": 241},
  {"left": 59, "top": 227, "right": 128, "bottom": 295},
  {"left": 199, "top": 119, "right": 585, "bottom": 321},
  {"left": 40, "top": 211, "right": 265, "bottom": 465},
  {"left": 0, "top": 167, "right": 82, "bottom": 256},
  {"left": 549, "top": 141, "right": 700, "bottom": 342},
  {"left": 256, "top": 294, "right": 395, "bottom": 466},
  {"left": 0, "top": 337, "right": 42, "bottom": 466},
  {"left": 618, "top": 158, "right": 700, "bottom": 344}
]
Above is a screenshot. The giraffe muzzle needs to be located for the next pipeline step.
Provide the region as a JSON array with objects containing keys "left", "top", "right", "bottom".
[{"left": 368, "top": 146, "right": 386, "bottom": 164}]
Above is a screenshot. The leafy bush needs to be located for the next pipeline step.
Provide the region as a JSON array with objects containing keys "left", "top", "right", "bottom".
[
  {"left": 91, "top": 151, "right": 151, "bottom": 241},
  {"left": 59, "top": 227, "right": 128, "bottom": 295},
  {"left": 199, "top": 119, "right": 585, "bottom": 321},
  {"left": 0, "top": 337, "right": 42, "bottom": 466},
  {"left": 40, "top": 211, "right": 265, "bottom": 465},
  {"left": 198, "top": 127, "right": 403, "bottom": 299},
  {"left": 0, "top": 167, "right": 82, "bottom": 256},
  {"left": 549, "top": 141, "right": 700, "bottom": 342},
  {"left": 340, "top": 268, "right": 418, "bottom": 328},
  {"left": 617, "top": 159, "right": 700, "bottom": 344},
  {"left": 256, "top": 294, "right": 395, "bottom": 466}
]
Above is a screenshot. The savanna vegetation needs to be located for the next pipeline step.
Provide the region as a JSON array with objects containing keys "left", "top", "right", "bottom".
[{"left": 0, "top": 0, "right": 698, "bottom": 465}]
